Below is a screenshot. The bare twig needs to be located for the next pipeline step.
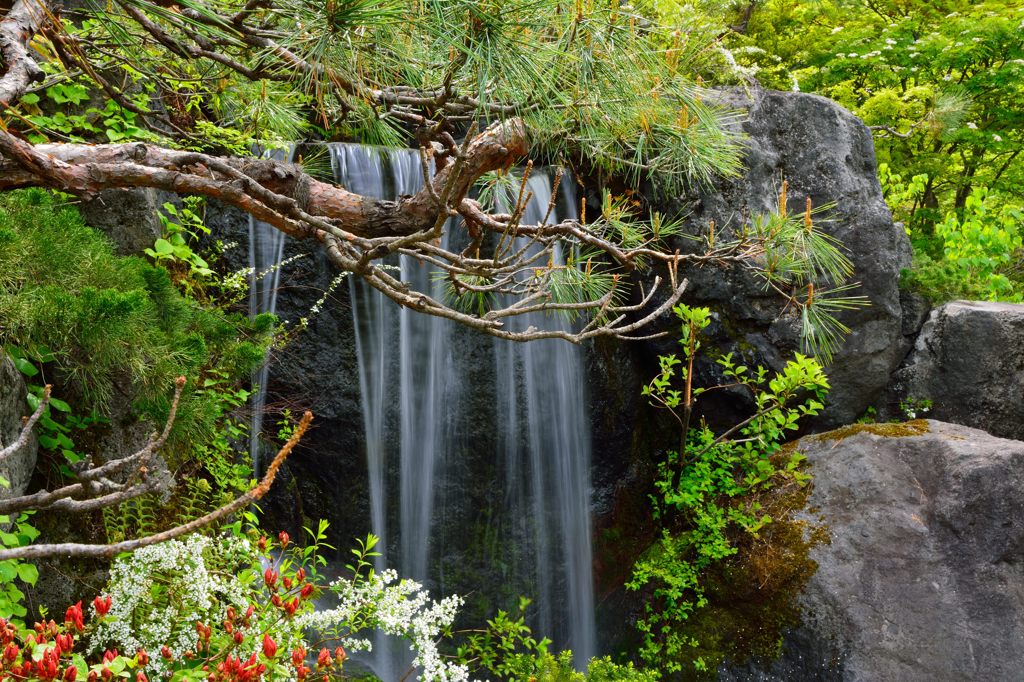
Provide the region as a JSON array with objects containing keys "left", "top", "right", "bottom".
[{"left": 0, "top": 411, "right": 312, "bottom": 560}]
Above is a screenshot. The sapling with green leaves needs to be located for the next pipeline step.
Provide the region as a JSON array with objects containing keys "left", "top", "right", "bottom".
[{"left": 631, "top": 303, "right": 830, "bottom": 675}]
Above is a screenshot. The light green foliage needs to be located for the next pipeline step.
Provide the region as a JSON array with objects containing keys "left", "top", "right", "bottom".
[
  {"left": 30, "top": 1, "right": 745, "bottom": 193},
  {"left": 679, "top": 0, "right": 1024, "bottom": 302},
  {"left": 458, "top": 598, "right": 659, "bottom": 681},
  {"left": 629, "top": 304, "right": 829, "bottom": 675},
  {"left": 0, "top": 188, "right": 275, "bottom": 578},
  {"left": 146, "top": 199, "right": 216, "bottom": 285},
  {"left": 0, "top": 512, "right": 40, "bottom": 621}
]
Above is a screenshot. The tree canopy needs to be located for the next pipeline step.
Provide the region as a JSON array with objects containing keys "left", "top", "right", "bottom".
[{"left": 0, "top": 0, "right": 858, "bottom": 345}]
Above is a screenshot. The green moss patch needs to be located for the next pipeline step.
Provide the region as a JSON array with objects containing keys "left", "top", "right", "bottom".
[{"left": 816, "top": 419, "right": 931, "bottom": 443}]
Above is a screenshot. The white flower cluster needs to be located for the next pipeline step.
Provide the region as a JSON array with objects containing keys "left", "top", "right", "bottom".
[
  {"left": 307, "top": 271, "right": 351, "bottom": 316},
  {"left": 297, "top": 569, "right": 470, "bottom": 682},
  {"left": 91, "top": 535, "right": 249, "bottom": 677}
]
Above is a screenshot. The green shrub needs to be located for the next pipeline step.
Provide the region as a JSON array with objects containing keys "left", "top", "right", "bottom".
[{"left": 0, "top": 188, "right": 272, "bottom": 456}]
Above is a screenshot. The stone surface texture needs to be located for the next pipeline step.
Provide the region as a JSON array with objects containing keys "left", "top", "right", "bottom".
[
  {"left": 723, "top": 420, "right": 1024, "bottom": 681},
  {"left": 883, "top": 300, "right": 1024, "bottom": 441},
  {"left": 77, "top": 187, "right": 171, "bottom": 256},
  {"left": 0, "top": 355, "right": 37, "bottom": 500},
  {"left": 644, "top": 88, "right": 912, "bottom": 429}
]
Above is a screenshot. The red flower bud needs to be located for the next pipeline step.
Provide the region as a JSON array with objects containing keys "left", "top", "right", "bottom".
[
  {"left": 317, "top": 648, "right": 330, "bottom": 669},
  {"left": 4, "top": 642, "right": 19, "bottom": 663},
  {"left": 263, "top": 568, "right": 278, "bottom": 589},
  {"left": 300, "top": 584, "right": 314, "bottom": 600},
  {"left": 63, "top": 665, "right": 78, "bottom": 681},
  {"left": 87, "top": 672, "right": 98, "bottom": 682},
  {"left": 64, "top": 602, "right": 84, "bottom": 632},
  {"left": 93, "top": 596, "right": 112, "bottom": 617},
  {"left": 278, "top": 531, "right": 290, "bottom": 548},
  {"left": 271, "top": 595, "right": 282, "bottom": 608},
  {"left": 262, "top": 635, "right": 277, "bottom": 659},
  {"left": 295, "top": 568, "right": 305, "bottom": 582},
  {"left": 291, "top": 646, "right": 305, "bottom": 668},
  {"left": 101, "top": 667, "right": 112, "bottom": 681},
  {"left": 136, "top": 672, "right": 148, "bottom": 682},
  {"left": 233, "top": 631, "right": 244, "bottom": 645},
  {"left": 258, "top": 537, "right": 268, "bottom": 551},
  {"left": 334, "top": 647, "right": 347, "bottom": 664}
]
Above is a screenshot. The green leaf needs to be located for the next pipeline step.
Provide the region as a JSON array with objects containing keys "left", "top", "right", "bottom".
[
  {"left": 16, "top": 563, "right": 38, "bottom": 585},
  {"left": 49, "top": 397, "right": 71, "bottom": 413},
  {"left": 153, "top": 238, "right": 174, "bottom": 255},
  {"left": 12, "top": 357, "right": 37, "bottom": 377}
]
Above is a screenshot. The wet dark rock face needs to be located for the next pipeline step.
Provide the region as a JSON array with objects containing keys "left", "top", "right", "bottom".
[
  {"left": 203, "top": 204, "right": 372, "bottom": 547},
  {"left": 640, "top": 88, "right": 911, "bottom": 430}
]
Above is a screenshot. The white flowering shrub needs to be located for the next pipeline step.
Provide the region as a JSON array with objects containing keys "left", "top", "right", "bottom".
[
  {"left": 89, "top": 525, "right": 471, "bottom": 681},
  {"left": 90, "top": 534, "right": 251, "bottom": 678}
]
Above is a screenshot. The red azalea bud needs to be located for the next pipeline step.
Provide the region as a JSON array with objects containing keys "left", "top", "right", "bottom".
[
  {"left": 278, "top": 531, "right": 290, "bottom": 548},
  {"left": 233, "top": 631, "right": 244, "bottom": 645},
  {"left": 295, "top": 568, "right": 305, "bottom": 582},
  {"left": 262, "top": 635, "right": 277, "bottom": 659},
  {"left": 291, "top": 646, "right": 305, "bottom": 668},
  {"left": 258, "top": 537, "right": 268, "bottom": 551},
  {"left": 136, "top": 672, "right": 148, "bottom": 682},
  {"left": 271, "top": 595, "right": 282, "bottom": 608},
  {"left": 102, "top": 650, "right": 116, "bottom": 664},
  {"left": 334, "top": 647, "right": 346, "bottom": 664},
  {"left": 300, "top": 584, "right": 314, "bottom": 600},
  {"left": 245, "top": 605, "right": 255, "bottom": 621},
  {"left": 263, "top": 568, "right": 278, "bottom": 589},
  {"left": 285, "top": 598, "right": 299, "bottom": 617},
  {"left": 137, "top": 649, "right": 149, "bottom": 666},
  {"left": 93, "top": 596, "right": 112, "bottom": 617},
  {"left": 4, "top": 642, "right": 19, "bottom": 663},
  {"left": 101, "top": 667, "right": 112, "bottom": 681},
  {"left": 224, "top": 621, "right": 233, "bottom": 634},
  {"left": 317, "top": 648, "right": 330, "bottom": 668},
  {"left": 63, "top": 665, "right": 78, "bottom": 681},
  {"left": 64, "top": 602, "right": 84, "bottom": 632}
]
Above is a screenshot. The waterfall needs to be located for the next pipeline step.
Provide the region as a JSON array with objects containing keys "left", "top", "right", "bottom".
[
  {"left": 494, "top": 176, "right": 597, "bottom": 667},
  {"left": 324, "top": 144, "right": 596, "bottom": 675},
  {"left": 247, "top": 146, "right": 292, "bottom": 473}
]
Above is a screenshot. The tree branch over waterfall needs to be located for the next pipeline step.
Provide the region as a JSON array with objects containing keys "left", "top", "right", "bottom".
[{"left": 0, "top": 0, "right": 862, "bottom": 346}]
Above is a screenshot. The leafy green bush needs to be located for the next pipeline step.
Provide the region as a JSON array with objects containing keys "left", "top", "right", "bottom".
[
  {"left": 0, "top": 188, "right": 272, "bottom": 453},
  {"left": 628, "top": 304, "right": 829, "bottom": 676}
]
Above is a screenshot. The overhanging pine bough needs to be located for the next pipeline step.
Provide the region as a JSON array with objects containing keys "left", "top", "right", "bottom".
[{"left": 0, "top": 0, "right": 856, "bottom": 345}]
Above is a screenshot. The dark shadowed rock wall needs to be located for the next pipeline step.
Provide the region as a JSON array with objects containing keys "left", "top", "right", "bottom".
[{"left": 643, "top": 88, "right": 911, "bottom": 430}]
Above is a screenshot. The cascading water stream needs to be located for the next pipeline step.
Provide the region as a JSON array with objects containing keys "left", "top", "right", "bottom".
[
  {"left": 249, "top": 143, "right": 597, "bottom": 676},
  {"left": 248, "top": 146, "right": 292, "bottom": 473},
  {"left": 494, "top": 176, "right": 596, "bottom": 666}
]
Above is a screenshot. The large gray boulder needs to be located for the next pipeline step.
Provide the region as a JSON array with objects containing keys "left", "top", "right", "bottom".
[
  {"left": 648, "top": 88, "right": 912, "bottom": 429},
  {"left": 883, "top": 301, "right": 1024, "bottom": 441},
  {"left": 0, "top": 355, "right": 37, "bottom": 499},
  {"left": 724, "top": 420, "right": 1024, "bottom": 681}
]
